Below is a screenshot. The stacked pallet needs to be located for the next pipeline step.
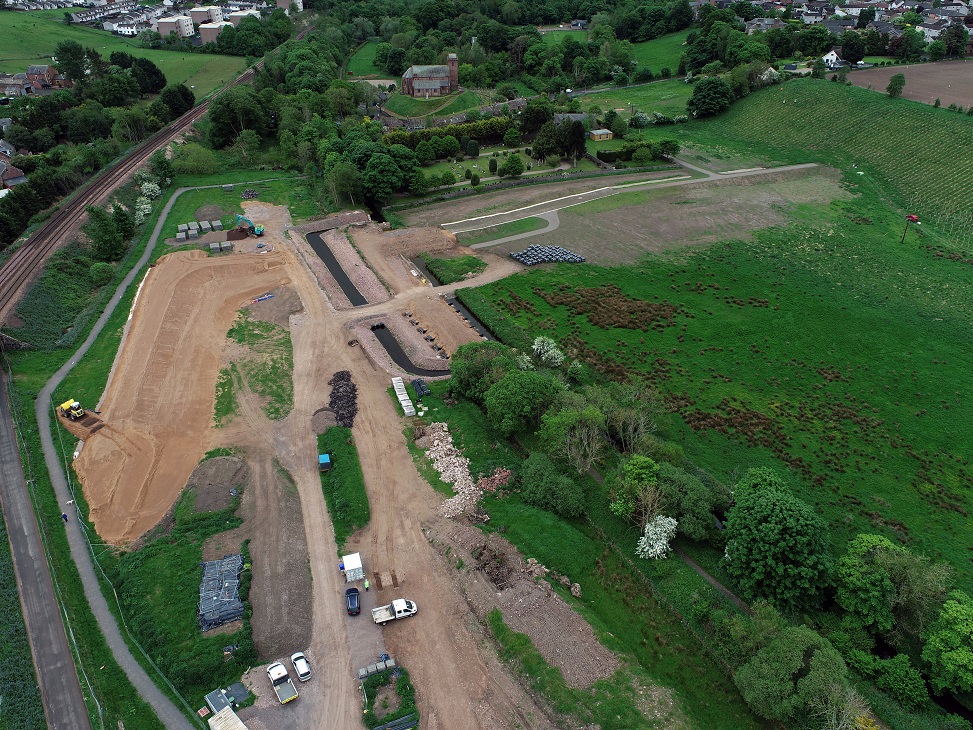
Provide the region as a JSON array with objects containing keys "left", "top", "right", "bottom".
[{"left": 392, "top": 377, "right": 416, "bottom": 416}]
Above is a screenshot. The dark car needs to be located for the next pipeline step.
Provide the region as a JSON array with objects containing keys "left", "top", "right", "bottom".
[{"left": 345, "top": 587, "right": 361, "bottom": 615}]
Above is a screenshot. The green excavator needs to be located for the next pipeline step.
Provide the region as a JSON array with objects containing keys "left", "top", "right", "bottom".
[{"left": 235, "top": 213, "right": 265, "bottom": 237}]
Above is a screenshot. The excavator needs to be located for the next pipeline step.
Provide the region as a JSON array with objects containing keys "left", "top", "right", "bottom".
[
  {"left": 235, "top": 213, "right": 265, "bottom": 237},
  {"left": 59, "top": 399, "right": 84, "bottom": 420}
]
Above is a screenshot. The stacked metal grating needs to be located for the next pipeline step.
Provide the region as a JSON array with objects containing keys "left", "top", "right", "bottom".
[
  {"left": 392, "top": 377, "right": 416, "bottom": 416},
  {"left": 199, "top": 554, "right": 245, "bottom": 631},
  {"left": 509, "top": 245, "right": 585, "bottom": 266}
]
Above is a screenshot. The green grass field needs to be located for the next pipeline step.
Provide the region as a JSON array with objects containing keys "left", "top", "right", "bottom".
[
  {"left": 384, "top": 89, "right": 484, "bottom": 118},
  {"left": 419, "top": 252, "right": 487, "bottom": 283},
  {"left": 456, "top": 217, "right": 548, "bottom": 246},
  {"left": 317, "top": 427, "right": 370, "bottom": 552},
  {"left": 542, "top": 29, "right": 587, "bottom": 45},
  {"left": 464, "top": 175, "right": 973, "bottom": 583},
  {"left": 578, "top": 79, "right": 694, "bottom": 118},
  {"left": 226, "top": 311, "right": 293, "bottom": 420},
  {"left": 0, "top": 9, "right": 245, "bottom": 97},
  {"left": 346, "top": 41, "right": 385, "bottom": 79},
  {"left": 631, "top": 30, "right": 690, "bottom": 73}
]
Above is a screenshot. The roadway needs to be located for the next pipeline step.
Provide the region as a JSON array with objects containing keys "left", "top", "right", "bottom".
[{"left": 0, "top": 374, "right": 91, "bottom": 730}]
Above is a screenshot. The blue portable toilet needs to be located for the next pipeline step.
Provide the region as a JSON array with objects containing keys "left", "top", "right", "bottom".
[{"left": 319, "top": 453, "right": 332, "bottom": 472}]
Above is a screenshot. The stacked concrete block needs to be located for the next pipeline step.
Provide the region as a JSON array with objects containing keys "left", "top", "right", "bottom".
[
  {"left": 188, "top": 230, "right": 199, "bottom": 240},
  {"left": 200, "top": 221, "right": 212, "bottom": 233},
  {"left": 210, "top": 242, "right": 222, "bottom": 253},
  {"left": 176, "top": 232, "right": 186, "bottom": 242},
  {"left": 188, "top": 221, "right": 200, "bottom": 232},
  {"left": 212, "top": 220, "right": 223, "bottom": 231},
  {"left": 177, "top": 223, "right": 189, "bottom": 233},
  {"left": 220, "top": 241, "right": 234, "bottom": 252}
]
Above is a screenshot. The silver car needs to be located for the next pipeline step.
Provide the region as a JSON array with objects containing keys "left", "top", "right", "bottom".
[{"left": 290, "top": 652, "right": 311, "bottom": 682}]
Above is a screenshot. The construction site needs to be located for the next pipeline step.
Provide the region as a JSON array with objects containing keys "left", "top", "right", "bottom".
[{"left": 59, "top": 195, "right": 613, "bottom": 730}]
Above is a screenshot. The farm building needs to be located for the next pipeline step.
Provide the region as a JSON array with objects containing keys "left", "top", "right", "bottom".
[{"left": 401, "top": 54, "right": 458, "bottom": 98}]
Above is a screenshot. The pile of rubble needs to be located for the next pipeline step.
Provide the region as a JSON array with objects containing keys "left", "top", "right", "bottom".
[
  {"left": 419, "top": 423, "right": 477, "bottom": 518},
  {"left": 241, "top": 189, "right": 259, "bottom": 199},
  {"left": 525, "top": 558, "right": 582, "bottom": 598},
  {"left": 328, "top": 370, "right": 358, "bottom": 427}
]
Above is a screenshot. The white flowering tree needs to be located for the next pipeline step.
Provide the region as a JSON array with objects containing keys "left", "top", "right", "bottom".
[
  {"left": 140, "top": 181, "right": 162, "bottom": 200},
  {"left": 133, "top": 197, "right": 152, "bottom": 226},
  {"left": 133, "top": 168, "right": 159, "bottom": 187},
  {"left": 636, "top": 515, "right": 678, "bottom": 560},
  {"left": 532, "top": 336, "right": 565, "bottom": 367},
  {"left": 516, "top": 353, "right": 535, "bottom": 370}
]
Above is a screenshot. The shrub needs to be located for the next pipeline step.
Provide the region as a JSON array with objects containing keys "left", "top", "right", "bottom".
[
  {"left": 89, "top": 262, "right": 114, "bottom": 286},
  {"left": 874, "top": 654, "right": 928, "bottom": 710},
  {"left": 520, "top": 452, "right": 586, "bottom": 517},
  {"left": 660, "top": 67, "right": 672, "bottom": 78}
]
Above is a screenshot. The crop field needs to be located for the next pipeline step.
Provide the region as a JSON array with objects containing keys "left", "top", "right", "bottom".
[
  {"left": 577, "top": 79, "right": 693, "bottom": 118},
  {"left": 463, "top": 182, "right": 973, "bottom": 583},
  {"left": 346, "top": 41, "right": 383, "bottom": 79},
  {"left": 656, "top": 79, "right": 973, "bottom": 232},
  {"left": 0, "top": 9, "right": 244, "bottom": 97},
  {"left": 631, "top": 30, "right": 690, "bottom": 73},
  {"left": 848, "top": 60, "right": 973, "bottom": 109}
]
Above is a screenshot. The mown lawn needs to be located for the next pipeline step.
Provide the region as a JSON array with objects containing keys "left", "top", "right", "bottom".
[
  {"left": 541, "top": 29, "right": 587, "bottom": 45},
  {"left": 578, "top": 79, "right": 694, "bottom": 118},
  {"left": 346, "top": 41, "right": 384, "bottom": 79},
  {"left": 384, "top": 90, "right": 483, "bottom": 117},
  {"left": 631, "top": 30, "right": 691, "bottom": 73},
  {"left": 464, "top": 180, "right": 973, "bottom": 584},
  {"left": 0, "top": 9, "right": 244, "bottom": 97}
]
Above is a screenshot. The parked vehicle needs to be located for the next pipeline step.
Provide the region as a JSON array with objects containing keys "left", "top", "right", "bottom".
[
  {"left": 345, "top": 587, "right": 360, "bottom": 616},
  {"left": 267, "top": 662, "right": 299, "bottom": 703},
  {"left": 290, "top": 652, "right": 311, "bottom": 682},
  {"left": 372, "top": 598, "right": 417, "bottom": 625}
]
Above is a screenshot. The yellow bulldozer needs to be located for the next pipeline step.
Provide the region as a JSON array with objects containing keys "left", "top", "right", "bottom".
[{"left": 59, "top": 399, "right": 84, "bottom": 420}]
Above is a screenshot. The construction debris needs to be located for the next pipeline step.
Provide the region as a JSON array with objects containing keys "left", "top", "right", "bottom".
[
  {"left": 241, "top": 189, "right": 259, "bottom": 199},
  {"left": 328, "top": 370, "right": 358, "bottom": 428}
]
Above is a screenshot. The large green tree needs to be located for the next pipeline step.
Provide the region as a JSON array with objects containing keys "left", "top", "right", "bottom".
[
  {"left": 922, "top": 591, "right": 973, "bottom": 694},
  {"left": 886, "top": 73, "right": 906, "bottom": 99},
  {"left": 484, "top": 370, "right": 561, "bottom": 436},
  {"left": 362, "top": 153, "right": 403, "bottom": 201},
  {"left": 735, "top": 626, "right": 848, "bottom": 722},
  {"left": 686, "top": 77, "right": 735, "bottom": 118},
  {"left": 723, "top": 468, "right": 832, "bottom": 610},
  {"left": 448, "top": 341, "right": 518, "bottom": 404}
]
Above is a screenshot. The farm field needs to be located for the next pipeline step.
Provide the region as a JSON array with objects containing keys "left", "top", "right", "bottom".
[
  {"left": 577, "top": 79, "right": 693, "bottom": 118},
  {"left": 631, "top": 30, "right": 690, "bottom": 73},
  {"left": 848, "top": 59, "right": 973, "bottom": 109},
  {"left": 647, "top": 78, "right": 973, "bottom": 228},
  {"left": 484, "top": 168, "right": 849, "bottom": 264},
  {"left": 0, "top": 9, "right": 245, "bottom": 97},
  {"left": 462, "top": 177, "right": 973, "bottom": 585},
  {"left": 345, "top": 41, "right": 383, "bottom": 79}
]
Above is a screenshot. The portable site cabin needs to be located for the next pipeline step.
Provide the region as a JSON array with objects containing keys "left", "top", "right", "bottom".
[
  {"left": 342, "top": 552, "right": 364, "bottom": 582},
  {"left": 318, "top": 453, "right": 332, "bottom": 472}
]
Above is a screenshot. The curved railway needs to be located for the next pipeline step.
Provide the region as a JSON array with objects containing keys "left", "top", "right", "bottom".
[{"left": 0, "top": 66, "right": 255, "bottom": 325}]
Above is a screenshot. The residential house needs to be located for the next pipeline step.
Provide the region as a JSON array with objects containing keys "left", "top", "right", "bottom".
[
  {"left": 745, "top": 17, "right": 787, "bottom": 33},
  {"left": 227, "top": 9, "right": 261, "bottom": 26},
  {"left": 570, "top": 19, "right": 588, "bottom": 29},
  {"left": 275, "top": 0, "right": 302, "bottom": 13},
  {"left": 821, "top": 48, "right": 846, "bottom": 68},
  {"left": 0, "top": 160, "right": 28, "bottom": 189},
  {"left": 824, "top": 17, "right": 858, "bottom": 34},
  {"left": 189, "top": 5, "right": 223, "bottom": 24},
  {"left": 589, "top": 128, "right": 613, "bottom": 141},
  {"left": 0, "top": 140, "right": 15, "bottom": 161},
  {"left": 401, "top": 54, "right": 458, "bottom": 98},
  {"left": 0, "top": 119, "right": 12, "bottom": 135},
  {"left": 917, "top": 19, "right": 947, "bottom": 41}
]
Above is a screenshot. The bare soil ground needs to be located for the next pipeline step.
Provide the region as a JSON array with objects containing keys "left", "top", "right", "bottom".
[
  {"left": 85, "top": 200, "right": 555, "bottom": 729},
  {"left": 400, "top": 169, "right": 688, "bottom": 227},
  {"left": 73, "top": 247, "right": 291, "bottom": 544},
  {"left": 186, "top": 456, "right": 248, "bottom": 513},
  {"left": 487, "top": 169, "right": 849, "bottom": 265},
  {"left": 348, "top": 224, "right": 457, "bottom": 294},
  {"left": 849, "top": 60, "right": 973, "bottom": 108}
]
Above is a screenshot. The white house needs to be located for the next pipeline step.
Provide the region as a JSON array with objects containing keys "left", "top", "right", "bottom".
[{"left": 822, "top": 49, "right": 845, "bottom": 69}]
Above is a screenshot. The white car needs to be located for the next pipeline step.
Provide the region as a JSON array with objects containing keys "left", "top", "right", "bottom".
[{"left": 290, "top": 652, "right": 311, "bottom": 682}]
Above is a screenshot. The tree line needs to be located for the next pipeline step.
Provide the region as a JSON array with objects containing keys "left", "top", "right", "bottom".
[{"left": 0, "top": 43, "right": 194, "bottom": 250}]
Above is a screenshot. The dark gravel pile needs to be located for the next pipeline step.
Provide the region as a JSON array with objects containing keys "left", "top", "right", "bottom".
[
  {"left": 328, "top": 370, "right": 358, "bottom": 428},
  {"left": 241, "top": 189, "right": 259, "bottom": 199}
]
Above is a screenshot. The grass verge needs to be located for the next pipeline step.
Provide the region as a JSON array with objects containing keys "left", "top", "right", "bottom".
[
  {"left": 418, "top": 253, "right": 487, "bottom": 284},
  {"left": 455, "top": 217, "right": 548, "bottom": 246},
  {"left": 317, "top": 427, "right": 370, "bottom": 552},
  {"left": 227, "top": 311, "right": 293, "bottom": 421},
  {"left": 362, "top": 667, "right": 418, "bottom": 728}
]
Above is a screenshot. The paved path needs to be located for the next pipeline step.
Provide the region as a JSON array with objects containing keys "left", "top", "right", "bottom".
[
  {"left": 33, "top": 186, "right": 222, "bottom": 730},
  {"left": 443, "top": 160, "right": 819, "bottom": 236},
  {"left": 470, "top": 211, "right": 561, "bottom": 249},
  {"left": 0, "top": 376, "right": 91, "bottom": 730}
]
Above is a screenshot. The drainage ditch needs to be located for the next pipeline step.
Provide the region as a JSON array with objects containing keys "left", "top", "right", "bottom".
[
  {"left": 369, "top": 323, "right": 448, "bottom": 378},
  {"left": 306, "top": 232, "right": 367, "bottom": 306}
]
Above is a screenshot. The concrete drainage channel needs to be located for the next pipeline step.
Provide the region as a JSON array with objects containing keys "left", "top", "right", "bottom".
[
  {"left": 369, "top": 324, "right": 449, "bottom": 378},
  {"left": 306, "top": 232, "right": 368, "bottom": 306}
]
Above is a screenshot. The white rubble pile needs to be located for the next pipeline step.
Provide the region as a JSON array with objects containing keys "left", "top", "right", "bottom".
[{"left": 422, "top": 423, "right": 479, "bottom": 519}]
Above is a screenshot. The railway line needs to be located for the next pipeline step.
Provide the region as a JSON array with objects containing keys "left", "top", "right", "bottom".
[{"left": 0, "top": 66, "right": 255, "bottom": 326}]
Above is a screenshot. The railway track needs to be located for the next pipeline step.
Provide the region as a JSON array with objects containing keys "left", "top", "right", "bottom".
[{"left": 0, "top": 66, "right": 256, "bottom": 326}]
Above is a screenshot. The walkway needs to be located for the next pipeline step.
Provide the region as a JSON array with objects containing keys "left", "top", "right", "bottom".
[
  {"left": 0, "top": 376, "right": 91, "bottom": 730},
  {"left": 443, "top": 160, "right": 819, "bottom": 236}
]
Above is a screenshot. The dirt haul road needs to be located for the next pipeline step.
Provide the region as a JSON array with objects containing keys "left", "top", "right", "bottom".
[{"left": 79, "top": 207, "right": 550, "bottom": 729}]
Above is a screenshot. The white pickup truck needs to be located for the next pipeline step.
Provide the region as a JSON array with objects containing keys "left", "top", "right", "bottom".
[
  {"left": 267, "top": 662, "right": 299, "bottom": 704},
  {"left": 372, "top": 598, "right": 418, "bottom": 625}
]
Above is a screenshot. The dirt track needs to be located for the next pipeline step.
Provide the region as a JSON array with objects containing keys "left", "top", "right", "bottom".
[{"left": 78, "top": 204, "right": 556, "bottom": 729}]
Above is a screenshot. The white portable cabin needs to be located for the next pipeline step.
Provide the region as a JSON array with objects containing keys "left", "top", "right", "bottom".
[{"left": 342, "top": 552, "right": 364, "bottom": 582}]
